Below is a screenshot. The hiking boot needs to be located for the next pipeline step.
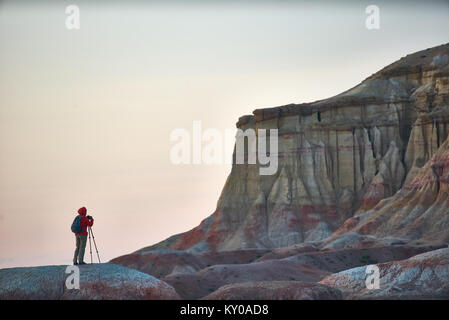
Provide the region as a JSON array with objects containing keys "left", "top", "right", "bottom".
[{"left": 78, "top": 262, "right": 87, "bottom": 265}]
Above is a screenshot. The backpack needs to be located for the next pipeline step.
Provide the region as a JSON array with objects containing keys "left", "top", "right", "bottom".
[{"left": 71, "top": 215, "right": 83, "bottom": 233}]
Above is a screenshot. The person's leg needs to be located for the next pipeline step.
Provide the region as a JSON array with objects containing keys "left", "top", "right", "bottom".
[
  {"left": 78, "top": 235, "right": 88, "bottom": 264},
  {"left": 73, "top": 235, "right": 80, "bottom": 265}
]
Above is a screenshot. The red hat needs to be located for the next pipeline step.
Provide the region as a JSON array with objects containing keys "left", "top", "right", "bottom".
[{"left": 78, "top": 207, "right": 87, "bottom": 215}]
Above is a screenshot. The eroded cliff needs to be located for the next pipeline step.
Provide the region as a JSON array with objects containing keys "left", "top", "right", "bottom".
[{"left": 155, "top": 43, "right": 449, "bottom": 252}]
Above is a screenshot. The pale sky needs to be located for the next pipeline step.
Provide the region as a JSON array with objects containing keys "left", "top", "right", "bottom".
[{"left": 0, "top": 0, "right": 448, "bottom": 268}]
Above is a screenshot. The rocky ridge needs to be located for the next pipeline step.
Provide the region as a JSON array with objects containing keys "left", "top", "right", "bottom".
[{"left": 0, "top": 263, "right": 179, "bottom": 300}]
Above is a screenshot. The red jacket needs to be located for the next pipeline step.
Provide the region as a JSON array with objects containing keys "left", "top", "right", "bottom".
[{"left": 75, "top": 212, "right": 94, "bottom": 236}]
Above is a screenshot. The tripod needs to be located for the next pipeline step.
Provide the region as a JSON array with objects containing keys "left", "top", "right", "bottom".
[{"left": 87, "top": 226, "right": 101, "bottom": 264}]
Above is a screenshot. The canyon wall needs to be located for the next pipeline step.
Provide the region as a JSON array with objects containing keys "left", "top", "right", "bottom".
[{"left": 154, "top": 43, "right": 449, "bottom": 252}]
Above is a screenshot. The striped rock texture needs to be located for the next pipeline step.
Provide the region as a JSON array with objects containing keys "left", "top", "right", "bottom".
[
  {"left": 320, "top": 248, "right": 449, "bottom": 299},
  {"left": 106, "top": 44, "right": 449, "bottom": 300},
  {"left": 0, "top": 264, "right": 180, "bottom": 300},
  {"left": 150, "top": 43, "right": 449, "bottom": 252}
]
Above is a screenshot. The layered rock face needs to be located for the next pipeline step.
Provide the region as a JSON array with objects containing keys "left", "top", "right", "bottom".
[
  {"left": 103, "top": 44, "right": 449, "bottom": 300},
  {"left": 156, "top": 43, "right": 449, "bottom": 252},
  {"left": 329, "top": 131, "right": 449, "bottom": 246},
  {"left": 0, "top": 264, "right": 180, "bottom": 300}
]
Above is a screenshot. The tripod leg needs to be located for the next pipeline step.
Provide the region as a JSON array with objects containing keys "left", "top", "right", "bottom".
[
  {"left": 90, "top": 227, "right": 101, "bottom": 263},
  {"left": 88, "top": 227, "right": 93, "bottom": 264}
]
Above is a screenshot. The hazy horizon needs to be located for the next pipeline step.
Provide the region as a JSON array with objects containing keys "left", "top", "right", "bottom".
[{"left": 1, "top": 0, "right": 448, "bottom": 268}]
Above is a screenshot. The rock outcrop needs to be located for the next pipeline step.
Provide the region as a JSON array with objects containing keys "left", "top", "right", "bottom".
[
  {"left": 320, "top": 248, "right": 449, "bottom": 299},
  {"left": 163, "top": 260, "right": 330, "bottom": 299},
  {"left": 202, "top": 281, "right": 343, "bottom": 300},
  {"left": 0, "top": 264, "right": 180, "bottom": 300},
  {"left": 147, "top": 245, "right": 434, "bottom": 299},
  {"left": 110, "top": 248, "right": 270, "bottom": 279},
  {"left": 149, "top": 43, "right": 449, "bottom": 252}
]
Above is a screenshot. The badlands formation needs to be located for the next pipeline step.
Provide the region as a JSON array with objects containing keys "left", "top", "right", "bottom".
[
  {"left": 2, "top": 44, "right": 448, "bottom": 300},
  {"left": 109, "top": 43, "right": 449, "bottom": 300},
  {"left": 0, "top": 264, "right": 179, "bottom": 300},
  {"left": 150, "top": 43, "right": 449, "bottom": 253}
]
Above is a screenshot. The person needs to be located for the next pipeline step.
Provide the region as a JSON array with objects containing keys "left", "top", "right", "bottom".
[{"left": 73, "top": 207, "right": 94, "bottom": 265}]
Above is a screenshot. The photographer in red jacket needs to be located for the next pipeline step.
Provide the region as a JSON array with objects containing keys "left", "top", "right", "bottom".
[{"left": 73, "top": 207, "right": 94, "bottom": 265}]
